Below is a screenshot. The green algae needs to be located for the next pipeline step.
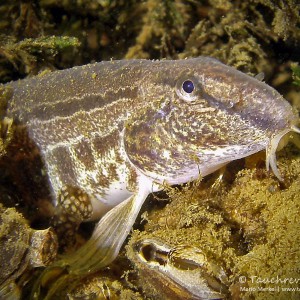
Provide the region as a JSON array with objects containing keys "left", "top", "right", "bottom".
[{"left": 292, "top": 63, "right": 300, "bottom": 87}]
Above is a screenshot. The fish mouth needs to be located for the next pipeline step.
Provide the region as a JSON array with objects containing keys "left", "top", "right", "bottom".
[{"left": 266, "top": 125, "right": 300, "bottom": 181}]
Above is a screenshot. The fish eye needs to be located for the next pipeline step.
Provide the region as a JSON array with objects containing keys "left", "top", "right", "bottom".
[
  {"left": 175, "top": 76, "right": 200, "bottom": 102},
  {"left": 182, "top": 80, "right": 194, "bottom": 93}
]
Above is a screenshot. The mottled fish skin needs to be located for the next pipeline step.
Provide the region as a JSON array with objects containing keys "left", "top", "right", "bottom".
[
  {"left": 5, "top": 58, "right": 298, "bottom": 214},
  {"left": 1, "top": 58, "right": 299, "bottom": 295},
  {"left": 124, "top": 59, "right": 298, "bottom": 184},
  {"left": 5, "top": 61, "right": 148, "bottom": 217}
]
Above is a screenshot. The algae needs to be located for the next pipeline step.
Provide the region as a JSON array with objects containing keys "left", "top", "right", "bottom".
[
  {"left": 0, "top": 85, "right": 14, "bottom": 157},
  {"left": 1, "top": 0, "right": 299, "bottom": 81},
  {"left": 0, "top": 35, "right": 80, "bottom": 80},
  {"left": 0, "top": 0, "right": 299, "bottom": 299},
  {"left": 292, "top": 63, "right": 300, "bottom": 87},
  {"left": 127, "top": 144, "right": 300, "bottom": 299}
]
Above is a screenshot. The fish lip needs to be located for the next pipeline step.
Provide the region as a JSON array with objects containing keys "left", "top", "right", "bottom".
[{"left": 266, "top": 123, "right": 300, "bottom": 181}]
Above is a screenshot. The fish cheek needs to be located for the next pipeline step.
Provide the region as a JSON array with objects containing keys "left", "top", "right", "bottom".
[{"left": 124, "top": 119, "right": 160, "bottom": 173}]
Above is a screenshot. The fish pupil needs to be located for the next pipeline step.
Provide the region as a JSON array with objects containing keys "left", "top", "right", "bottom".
[{"left": 182, "top": 80, "right": 194, "bottom": 93}]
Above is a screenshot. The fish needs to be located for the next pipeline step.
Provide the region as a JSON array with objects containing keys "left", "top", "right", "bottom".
[{"left": 1, "top": 57, "right": 299, "bottom": 297}]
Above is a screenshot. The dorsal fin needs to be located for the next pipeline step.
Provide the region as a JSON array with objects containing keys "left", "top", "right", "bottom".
[{"left": 254, "top": 72, "right": 265, "bottom": 81}]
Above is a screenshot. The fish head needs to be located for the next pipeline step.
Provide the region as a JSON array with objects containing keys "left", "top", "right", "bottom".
[{"left": 124, "top": 57, "right": 299, "bottom": 184}]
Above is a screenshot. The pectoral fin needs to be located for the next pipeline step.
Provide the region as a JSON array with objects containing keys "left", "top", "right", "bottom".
[
  {"left": 31, "top": 177, "right": 151, "bottom": 299},
  {"left": 66, "top": 190, "right": 148, "bottom": 274}
]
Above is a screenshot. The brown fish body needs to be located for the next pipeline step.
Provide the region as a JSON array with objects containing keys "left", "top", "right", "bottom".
[
  {"left": 5, "top": 58, "right": 297, "bottom": 199},
  {"left": 5, "top": 60, "right": 156, "bottom": 217},
  {"left": 1, "top": 58, "right": 299, "bottom": 295}
]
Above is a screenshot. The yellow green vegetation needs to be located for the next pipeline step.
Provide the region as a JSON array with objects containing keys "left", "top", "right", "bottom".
[
  {"left": 292, "top": 63, "right": 300, "bottom": 87},
  {"left": 0, "top": 0, "right": 299, "bottom": 81},
  {"left": 128, "top": 143, "right": 300, "bottom": 299},
  {"left": 0, "top": 36, "right": 80, "bottom": 80},
  {"left": 0, "top": 86, "right": 14, "bottom": 157}
]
